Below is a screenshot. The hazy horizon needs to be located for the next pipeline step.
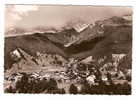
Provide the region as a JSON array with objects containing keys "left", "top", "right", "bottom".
[{"left": 5, "top": 5, "right": 132, "bottom": 35}]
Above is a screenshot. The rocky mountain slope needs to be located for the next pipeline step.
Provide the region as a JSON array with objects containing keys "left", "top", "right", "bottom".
[
  {"left": 4, "top": 16, "right": 132, "bottom": 71},
  {"left": 4, "top": 33, "right": 67, "bottom": 70}
]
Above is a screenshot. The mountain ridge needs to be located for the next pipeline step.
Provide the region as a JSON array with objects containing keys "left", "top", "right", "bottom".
[{"left": 4, "top": 16, "right": 132, "bottom": 70}]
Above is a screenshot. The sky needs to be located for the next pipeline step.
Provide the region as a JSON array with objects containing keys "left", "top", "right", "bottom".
[{"left": 5, "top": 5, "right": 132, "bottom": 34}]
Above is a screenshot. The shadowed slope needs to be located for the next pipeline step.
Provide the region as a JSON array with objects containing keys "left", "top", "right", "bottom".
[{"left": 4, "top": 33, "right": 67, "bottom": 70}]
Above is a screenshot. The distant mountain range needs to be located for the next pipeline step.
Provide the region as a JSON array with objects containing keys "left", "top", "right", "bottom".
[{"left": 4, "top": 15, "right": 132, "bottom": 70}]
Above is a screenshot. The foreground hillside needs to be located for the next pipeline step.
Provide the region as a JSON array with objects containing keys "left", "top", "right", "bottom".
[{"left": 4, "top": 33, "right": 67, "bottom": 70}]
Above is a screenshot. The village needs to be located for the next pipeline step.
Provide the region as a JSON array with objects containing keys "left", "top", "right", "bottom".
[{"left": 4, "top": 48, "right": 131, "bottom": 94}]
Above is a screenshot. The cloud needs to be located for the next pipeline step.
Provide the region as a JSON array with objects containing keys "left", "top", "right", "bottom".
[
  {"left": 13, "top": 5, "right": 38, "bottom": 15},
  {"left": 5, "top": 5, "right": 38, "bottom": 30},
  {"left": 5, "top": 5, "right": 132, "bottom": 33}
]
